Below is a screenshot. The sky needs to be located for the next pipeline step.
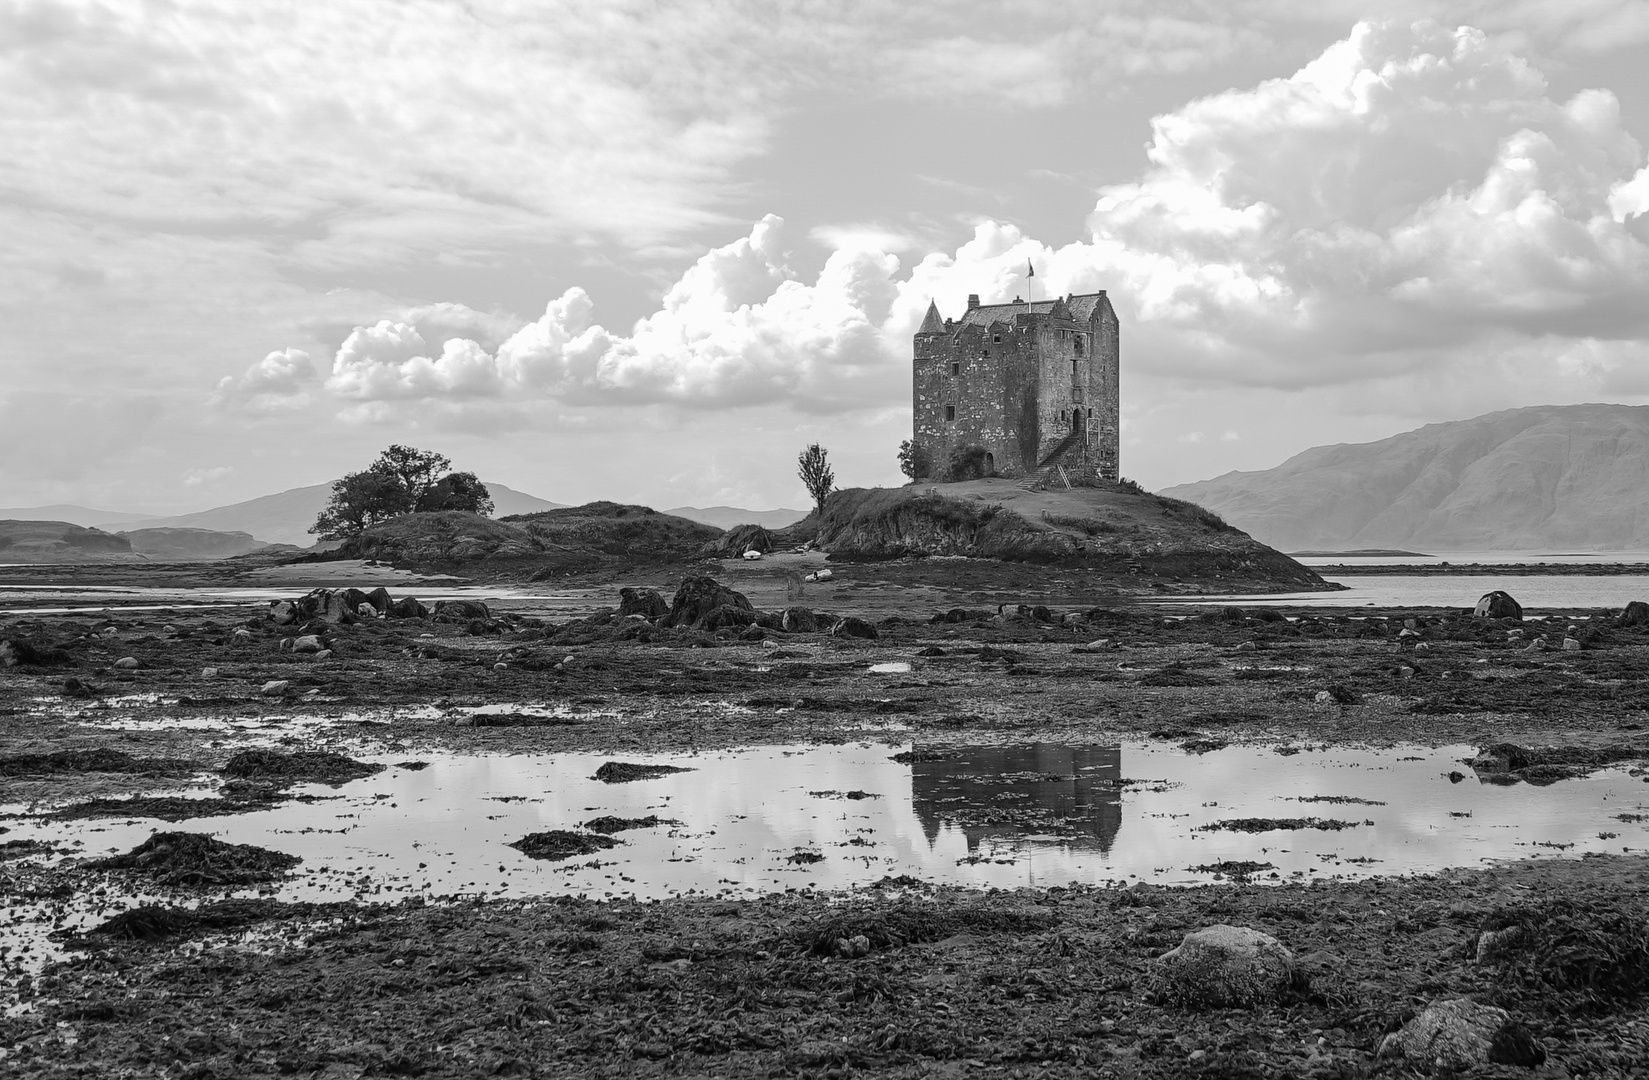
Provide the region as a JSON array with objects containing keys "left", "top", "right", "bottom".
[{"left": 4, "top": 0, "right": 1649, "bottom": 515}]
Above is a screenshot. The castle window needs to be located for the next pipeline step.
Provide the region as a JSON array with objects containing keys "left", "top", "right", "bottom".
[
  {"left": 951, "top": 361, "right": 959, "bottom": 376},
  {"left": 945, "top": 404, "right": 956, "bottom": 422},
  {"left": 1074, "top": 335, "right": 1084, "bottom": 355},
  {"left": 992, "top": 333, "right": 1001, "bottom": 343}
]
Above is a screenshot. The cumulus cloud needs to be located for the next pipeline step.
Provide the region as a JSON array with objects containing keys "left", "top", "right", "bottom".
[
  {"left": 230, "top": 20, "right": 1649, "bottom": 466},
  {"left": 213, "top": 348, "right": 316, "bottom": 410},
  {"left": 183, "top": 466, "right": 232, "bottom": 487}
]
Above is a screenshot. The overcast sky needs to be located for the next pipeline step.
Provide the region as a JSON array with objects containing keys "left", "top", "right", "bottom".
[{"left": 4, "top": 0, "right": 1649, "bottom": 514}]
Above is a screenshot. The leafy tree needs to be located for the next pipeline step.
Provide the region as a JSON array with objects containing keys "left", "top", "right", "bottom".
[
  {"left": 375, "top": 445, "right": 451, "bottom": 507},
  {"left": 310, "top": 445, "right": 492, "bottom": 540},
  {"left": 897, "top": 439, "right": 930, "bottom": 481},
  {"left": 418, "top": 471, "right": 493, "bottom": 515},
  {"left": 797, "top": 443, "right": 835, "bottom": 519},
  {"left": 310, "top": 465, "right": 412, "bottom": 540}
]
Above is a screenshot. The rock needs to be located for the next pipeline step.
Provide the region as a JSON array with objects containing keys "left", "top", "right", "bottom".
[
  {"left": 1061, "top": 612, "right": 1086, "bottom": 627},
  {"left": 291, "top": 635, "right": 323, "bottom": 654},
  {"left": 1, "top": 638, "right": 73, "bottom": 667},
  {"left": 663, "top": 576, "right": 754, "bottom": 629},
  {"left": 1473, "top": 590, "right": 1523, "bottom": 620},
  {"left": 1398, "top": 627, "right": 1419, "bottom": 638},
  {"left": 1151, "top": 925, "right": 1301, "bottom": 1008},
  {"left": 1617, "top": 600, "right": 1649, "bottom": 627},
  {"left": 364, "top": 587, "right": 392, "bottom": 614},
  {"left": 780, "top": 607, "right": 821, "bottom": 633},
  {"left": 233, "top": 628, "right": 253, "bottom": 642},
  {"left": 433, "top": 599, "right": 491, "bottom": 622},
  {"left": 703, "top": 523, "right": 775, "bottom": 559},
  {"left": 1397, "top": 665, "right": 1415, "bottom": 678},
  {"left": 313, "top": 649, "right": 332, "bottom": 661},
  {"left": 389, "top": 597, "right": 428, "bottom": 619},
  {"left": 1233, "top": 640, "right": 1257, "bottom": 652},
  {"left": 356, "top": 603, "right": 381, "bottom": 619},
  {"left": 833, "top": 934, "right": 871, "bottom": 959},
  {"left": 201, "top": 667, "right": 218, "bottom": 678},
  {"left": 1562, "top": 637, "right": 1582, "bottom": 651},
  {"left": 830, "top": 616, "right": 879, "bottom": 640},
  {"left": 1379, "top": 999, "right": 1545, "bottom": 1069},
  {"left": 742, "top": 550, "right": 763, "bottom": 560},
  {"left": 269, "top": 600, "right": 301, "bottom": 626},
  {"left": 259, "top": 680, "right": 290, "bottom": 696},
  {"left": 1525, "top": 637, "right": 1548, "bottom": 652},
  {"left": 814, "top": 568, "right": 833, "bottom": 582},
  {"left": 698, "top": 604, "right": 759, "bottom": 631},
  {"left": 617, "top": 587, "right": 669, "bottom": 621},
  {"left": 493, "top": 662, "right": 508, "bottom": 671},
  {"left": 1506, "top": 628, "right": 1524, "bottom": 639},
  {"left": 113, "top": 656, "right": 140, "bottom": 670}
]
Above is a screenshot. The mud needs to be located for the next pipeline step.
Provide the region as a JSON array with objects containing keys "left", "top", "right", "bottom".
[{"left": 4, "top": 563, "right": 1649, "bottom": 1076}]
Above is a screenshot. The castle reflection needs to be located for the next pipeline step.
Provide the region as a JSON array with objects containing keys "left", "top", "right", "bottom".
[{"left": 907, "top": 743, "right": 1123, "bottom": 853}]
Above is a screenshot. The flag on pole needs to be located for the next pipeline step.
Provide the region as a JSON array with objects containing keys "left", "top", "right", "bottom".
[{"left": 1027, "top": 259, "right": 1035, "bottom": 278}]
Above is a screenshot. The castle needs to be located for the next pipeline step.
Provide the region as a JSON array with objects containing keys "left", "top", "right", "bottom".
[{"left": 911, "top": 291, "right": 1119, "bottom": 483}]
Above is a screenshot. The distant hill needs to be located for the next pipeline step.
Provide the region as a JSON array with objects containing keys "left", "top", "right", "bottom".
[
  {"left": 1159, "top": 404, "right": 1649, "bottom": 552},
  {"left": 117, "top": 527, "right": 284, "bottom": 561},
  {"left": 111, "top": 480, "right": 564, "bottom": 547},
  {"left": 0, "top": 520, "right": 141, "bottom": 563},
  {"left": 0, "top": 504, "right": 150, "bottom": 528},
  {"left": 665, "top": 505, "right": 809, "bottom": 530}
]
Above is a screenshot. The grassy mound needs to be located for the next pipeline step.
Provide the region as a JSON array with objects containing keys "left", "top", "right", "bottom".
[
  {"left": 330, "top": 503, "right": 723, "bottom": 569},
  {"left": 813, "top": 479, "right": 1327, "bottom": 591}
]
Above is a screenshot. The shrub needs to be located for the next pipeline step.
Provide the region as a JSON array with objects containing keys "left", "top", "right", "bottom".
[{"left": 945, "top": 443, "right": 992, "bottom": 481}]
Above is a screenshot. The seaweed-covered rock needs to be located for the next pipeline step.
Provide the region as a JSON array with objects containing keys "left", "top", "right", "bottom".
[
  {"left": 433, "top": 599, "right": 491, "bottom": 622},
  {"left": 698, "top": 603, "right": 759, "bottom": 631},
  {"left": 0, "top": 637, "right": 73, "bottom": 667},
  {"left": 1618, "top": 600, "right": 1649, "bottom": 627},
  {"left": 781, "top": 607, "right": 821, "bottom": 633},
  {"left": 1152, "top": 925, "right": 1301, "bottom": 1008},
  {"left": 1379, "top": 999, "right": 1545, "bottom": 1069},
  {"left": 389, "top": 596, "right": 428, "bottom": 619},
  {"left": 1474, "top": 590, "right": 1523, "bottom": 620},
  {"left": 704, "top": 523, "right": 775, "bottom": 558},
  {"left": 508, "top": 831, "right": 618, "bottom": 860},
  {"left": 592, "top": 761, "right": 693, "bottom": 783},
  {"left": 830, "top": 616, "right": 879, "bottom": 640},
  {"left": 221, "top": 749, "right": 384, "bottom": 785},
  {"left": 88, "top": 831, "right": 301, "bottom": 887},
  {"left": 364, "top": 586, "right": 393, "bottom": 613},
  {"left": 663, "top": 576, "right": 753, "bottom": 629},
  {"left": 618, "top": 587, "right": 669, "bottom": 621}
]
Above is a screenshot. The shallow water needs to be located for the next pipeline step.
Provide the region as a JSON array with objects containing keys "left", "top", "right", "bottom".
[
  {"left": 1168, "top": 574, "right": 1649, "bottom": 611},
  {"left": 9, "top": 741, "right": 1646, "bottom": 903}
]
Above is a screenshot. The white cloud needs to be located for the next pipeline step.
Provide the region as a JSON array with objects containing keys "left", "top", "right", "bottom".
[
  {"left": 213, "top": 348, "right": 316, "bottom": 410},
  {"left": 183, "top": 466, "right": 232, "bottom": 487}
]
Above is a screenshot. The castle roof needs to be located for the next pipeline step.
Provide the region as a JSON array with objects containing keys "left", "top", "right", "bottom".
[
  {"left": 917, "top": 300, "right": 945, "bottom": 334},
  {"left": 955, "top": 291, "right": 1107, "bottom": 330}
]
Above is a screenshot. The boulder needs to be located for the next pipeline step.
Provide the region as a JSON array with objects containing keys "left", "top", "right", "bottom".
[
  {"left": 830, "top": 616, "right": 879, "bottom": 640},
  {"left": 291, "top": 635, "right": 324, "bottom": 654},
  {"left": 781, "top": 607, "right": 821, "bottom": 633},
  {"left": 364, "top": 587, "right": 393, "bottom": 614},
  {"left": 1378, "top": 999, "right": 1545, "bottom": 1069},
  {"left": 1151, "top": 925, "right": 1301, "bottom": 1008},
  {"left": 269, "top": 600, "right": 301, "bottom": 626},
  {"left": 259, "top": 680, "right": 291, "bottom": 696},
  {"left": 113, "top": 656, "right": 140, "bottom": 670},
  {"left": 1562, "top": 637, "right": 1582, "bottom": 651},
  {"left": 1618, "top": 600, "right": 1649, "bottom": 627},
  {"left": 389, "top": 597, "right": 428, "bottom": 619},
  {"left": 698, "top": 604, "right": 759, "bottom": 631},
  {"left": 1, "top": 638, "right": 73, "bottom": 667},
  {"left": 617, "top": 587, "right": 669, "bottom": 621},
  {"left": 340, "top": 588, "right": 374, "bottom": 614},
  {"left": 1473, "top": 590, "right": 1523, "bottom": 620},
  {"left": 233, "top": 628, "right": 253, "bottom": 642},
  {"left": 433, "top": 599, "right": 491, "bottom": 623},
  {"left": 305, "top": 589, "right": 356, "bottom": 624},
  {"left": 663, "top": 576, "right": 754, "bottom": 629}
]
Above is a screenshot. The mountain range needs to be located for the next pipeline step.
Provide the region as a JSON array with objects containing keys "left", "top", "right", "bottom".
[
  {"left": 0, "top": 486, "right": 808, "bottom": 549},
  {"left": 1160, "top": 404, "right": 1649, "bottom": 552}
]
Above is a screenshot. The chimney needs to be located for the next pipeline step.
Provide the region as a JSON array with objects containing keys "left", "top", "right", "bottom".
[{"left": 967, "top": 294, "right": 980, "bottom": 310}]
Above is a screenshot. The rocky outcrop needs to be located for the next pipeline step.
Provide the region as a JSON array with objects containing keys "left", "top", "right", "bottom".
[
  {"left": 618, "top": 587, "right": 669, "bottom": 620},
  {"left": 1151, "top": 925, "right": 1302, "bottom": 1008},
  {"left": 662, "top": 577, "right": 755, "bottom": 630},
  {"left": 1379, "top": 999, "right": 1545, "bottom": 1069},
  {"left": 1473, "top": 590, "right": 1522, "bottom": 620}
]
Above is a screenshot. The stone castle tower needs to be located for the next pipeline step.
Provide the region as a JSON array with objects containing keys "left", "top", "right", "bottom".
[{"left": 911, "top": 291, "right": 1119, "bottom": 483}]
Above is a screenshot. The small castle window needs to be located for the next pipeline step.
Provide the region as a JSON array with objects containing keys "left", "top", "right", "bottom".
[
  {"left": 945, "top": 404, "right": 956, "bottom": 422},
  {"left": 951, "top": 361, "right": 959, "bottom": 376},
  {"left": 992, "top": 333, "right": 1001, "bottom": 344},
  {"left": 1074, "top": 335, "right": 1084, "bottom": 355}
]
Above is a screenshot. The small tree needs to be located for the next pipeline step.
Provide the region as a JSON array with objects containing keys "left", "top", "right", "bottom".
[
  {"left": 897, "top": 439, "right": 929, "bottom": 481},
  {"left": 310, "top": 465, "right": 412, "bottom": 540},
  {"left": 797, "top": 443, "right": 835, "bottom": 520},
  {"left": 375, "top": 445, "right": 452, "bottom": 507},
  {"left": 418, "top": 471, "right": 493, "bottom": 515}
]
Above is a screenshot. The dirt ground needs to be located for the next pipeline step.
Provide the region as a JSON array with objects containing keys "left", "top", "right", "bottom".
[{"left": 3, "top": 558, "right": 1649, "bottom": 1077}]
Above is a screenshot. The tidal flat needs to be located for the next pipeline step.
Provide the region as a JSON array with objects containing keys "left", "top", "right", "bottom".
[{"left": 2, "top": 562, "right": 1648, "bottom": 1077}]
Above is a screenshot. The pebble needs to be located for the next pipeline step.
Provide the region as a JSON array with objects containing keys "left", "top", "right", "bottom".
[
  {"left": 314, "top": 649, "right": 333, "bottom": 661},
  {"left": 1562, "top": 638, "right": 1582, "bottom": 651},
  {"left": 200, "top": 667, "right": 218, "bottom": 678},
  {"left": 113, "top": 657, "right": 139, "bottom": 669},
  {"left": 493, "top": 663, "right": 508, "bottom": 671},
  {"left": 260, "top": 680, "right": 290, "bottom": 696}
]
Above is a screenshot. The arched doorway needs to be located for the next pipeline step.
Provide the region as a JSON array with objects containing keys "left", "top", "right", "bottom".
[
  {"left": 1072, "top": 407, "right": 1084, "bottom": 432},
  {"left": 984, "top": 451, "right": 995, "bottom": 475}
]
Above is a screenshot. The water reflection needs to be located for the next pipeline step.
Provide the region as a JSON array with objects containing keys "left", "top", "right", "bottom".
[{"left": 910, "top": 744, "right": 1122, "bottom": 853}]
